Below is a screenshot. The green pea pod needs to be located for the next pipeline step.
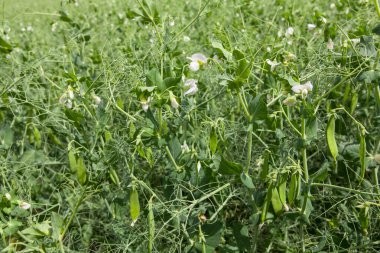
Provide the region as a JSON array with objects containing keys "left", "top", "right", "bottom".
[
  {"left": 278, "top": 176, "right": 288, "bottom": 211},
  {"left": 130, "top": 188, "right": 140, "bottom": 225},
  {"left": 33, "top": 126, "right": 41, "bottom": 149},
  {"left": 271, "top": 187, "right": 283, "bottom": 215},
  {"left": 77, "top": 157, "right": 87, "bottom": 185},
  {"left": 288, "top": 173, "right": 299, "bottom": 206},
  {"left": 68, "top": 149, "right": 77, "bottom": 173},
  {"left": 104, "top": 130, "right": 112, "bottom": 142},
  {"left": 350, "top": 93, "right": 358, "bottom": 115},
  {"left": 109, "top": 168, "right": 120, "bottom": 186},
  {"left": 261, "top": 183, "right": 273, "bottom": 224},
  {"left": 326, "top": 116, "right": 338, "bottom": 161}
]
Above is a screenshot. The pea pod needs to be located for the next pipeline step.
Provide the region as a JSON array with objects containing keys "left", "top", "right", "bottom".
[
  {"left": 288, "top": 172, "right": 299, "bottom": 206},
  {"left": 148, "top": 198, "right": 155, "bottom": 253},
  {"left": 68, "top": 149, "right": 77, "bottom": 173},
  {"left": 77, "top": 157, "right": 87, "bottom": 185},
  {"left": 271, "top": 187, "right": 283, "bottom": 215},
  {"left": 278, "top": 176, "right": 288, "bottom": 211},
  {"left": 109, "top": 168, "right": 120, "bottom": 186},
  {"left": 33, "top": 126, "right": 41, "bottom": 149},
  {"left": 326, "top": 116, "right": 338, "bottom": 161},
  {"left": 130, "top": 188, "right": 140, "bottom": 226},
  {"left": 359, "top": 134, "right": 366, "bottom": 182}
]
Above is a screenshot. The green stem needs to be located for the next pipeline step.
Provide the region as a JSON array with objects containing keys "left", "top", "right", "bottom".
[
  {"left": 301, "top": 102, "right": 309, "bottom": 214},
  {"left": 165, "top": 146, "right": 181, "bottom": 171},
  {"left": 311, "top": 183, "right": 380, "bottom": 196},
  {"left": 245, "top": 123, "right": 253, "bottom": 174},
  {"left": 60, "top": 188, "right": 86, "bottom": 241},
  {"left": 375, "top": 0, "right": 380, "bottom": 18},
  {"left": 238, "top": 91, "right": 251, "bottom": 121}
]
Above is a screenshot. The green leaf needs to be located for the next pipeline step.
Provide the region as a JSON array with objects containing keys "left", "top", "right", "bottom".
[
  {"left": 240, "top": 173, "right": 254, "bottom": 189},
  {"left": 130, "top": 188, "right": 140, "bottom": 224},
  {"left": 168, "top": 137, "right": 181, "bottom": 160},
  {"left": 203, "top": 221, "right": 223, "bottom": 248},
  {"left": 311, "top": 162, "right": 329, "bottom": 182},
  {"left": 4, "top": 220, "right": 23, "bottom": 236},
  {"left": 373, "top": 23, "right": 380, "bottom": 35},
  {"left": 248, "top": 94, "right": 268, "bottom": 120},
  {"left": 232, "top": 223, "right": 252, "bottom": 251},
  {"left": 326, "top": 116, "right": 339, "bottom": 161},
  {"left": 218, "top": 156, "right": 243, "bottom": 175},
  {"left": 306, "top": 116, "right": 318, "bottom": 140},
  {"left": 359, "top": 70, "right": 380, "bottom": 84},
  {"left": 163, "top": 77, "right": 181, "bottom": 88},
  {"left": 211, "top": 40, "right": 232, "bottom": 60},
  {"left": 77, "top": 157, "right": 87, "bottom": 185},
  {"left": 0, "top": 36, "right": 13, "bottom": 53},
  {"left": 51, "top": 212, "right": 63, "bottom": 241},
  {"left": 209, "top": 127, "right": 217, "bottom": 155},
  {"left": 146, "top": 68, "right": 164, "bottom": 92}
]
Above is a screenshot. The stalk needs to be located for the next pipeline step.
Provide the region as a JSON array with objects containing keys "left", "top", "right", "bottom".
[
  {"left": 301, "top": 101, "right": 309, "bottom": 214},
  {"left": 245, "top": 123, "right": 253, "bottom": 174},
  {"left": 375, "top": 0, "right": 380, "bottom": 18}
]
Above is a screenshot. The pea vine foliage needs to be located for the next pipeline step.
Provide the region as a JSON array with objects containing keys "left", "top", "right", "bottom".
[{"left": 1, "top": 0, "right": 380, "bottom": 252}]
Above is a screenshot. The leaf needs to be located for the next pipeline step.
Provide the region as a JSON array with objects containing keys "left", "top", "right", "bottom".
[
  {"left": 130, "top": 188, "right": 140, "bottom": 224},
  {"left": 146, "top": 68, "right": 164, "bottom": 92},
  {"left": 211, "top": 40, "right": 232, "bottom": 60},
  {"left": 240, "top": 173, "right": 254, "bottom": 189},
  {"left": 163, "top": 77, "right": 181, "bottom": 88},
  {"left": 218, "top": 156, "right": 243, "bottom": 175},
  {"left": 306, "top": 116, "right": 318, "bottom": 140},
  {"left": 209, "top": 127, "right": 217, "bottom": 155},
  {"left": 51, "top": 212, "right": 63, "bottom": 241},
  {"left": 232, "top": 223, "right": 252, "bottom": 251},
  {"left": 372, "top": 23, "right": 380, "bottom": 35},
  {"left": 311, "top": 162, "right": 329, "bottom": 182},
  {"left": 4, "top": 220, "right": 22, "bottom": 236},
  {"left": 359, "top": 70, "right": 380, "bottom": 84},
  {"left": 77, "top": 157, "right": 87, "bottom": 185},
  {"left": 203, "top": 221, "right": 223, "bottom": 248},
  {"left": 326, "top": 116, "right": 338, "bottom": 161},
  {"left": 0, "top": 36, "right": 13, "bottom": 53},
  {"left": 248, "top": 94, "right": 268, "bottom": 120},
  {"left": 168, "top": 137, "right": 181, "bottom": 160}
]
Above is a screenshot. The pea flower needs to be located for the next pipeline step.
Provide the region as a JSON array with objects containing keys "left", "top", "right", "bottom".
[
  {"left": 19, "top": 201, "right": 31, "bottom": 210},
  {"left": 307, "top": 24, "right": 317, "bottom": 31},
  {"left": 141, "top": 97, "right": 152, "bottom": 112},
  {"left": 283, "top": 95, "right": 297, "bottom": 106},
  {"left": 183, "top": 36, "right": 191, "bottom": 42},
  {"left": 291, "top": 81, "right": 313, "bottom": 97},
  {"left": 327, "top": 39, "right": 334, "bottom": 50},
  {"left": 169, "top": 91, "right": 179, "bottom": 109},
  {"left": 188, "top": 53, "right": 207, "bottom": 72},
  {"left": 266, "top": 59, "right": 280, "bottom": 72},
  {"left": 92, "top": 94, "right": 102, "bottom": 105},
  {"left": 5, "top": 193, "right": 11, "bottom": 200},
  {"left": 285, "top": 27, "right": 294, "bottom": 37},
  {"left": 184, "top": 79, "right": 198, "bottom": 96}
]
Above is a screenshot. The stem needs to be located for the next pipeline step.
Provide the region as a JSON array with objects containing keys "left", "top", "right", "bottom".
[
  {"left": 60, "top": 188, "right": 86, "bottom": 241},
  {"left": 311, "top": 183, "right": 380, "bottom": 196},
  {"left": 245, "top": 123, "right": 253, "bottom": 174},
  {"left": 238, "top": 91, "right": 251, "bottom": 120},
  {"left": 375, "top": 0, "right": 380, "bottom": 18},
  {"left": 301, "top": 101, "right": 309, "bottom": 214},
  {"left": 165, "top": 146, "right": 181, "bottom": 171}
]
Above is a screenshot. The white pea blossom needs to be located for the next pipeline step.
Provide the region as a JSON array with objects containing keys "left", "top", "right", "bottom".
[
  {"left": 183, "top": 36, "right": 191, "bottom": 42},
  {"left": 327, "top": 38, "right": 334, "bottom": 50},
  {"left": 5, "top": 193, "right": 11, "bottom": 200},
  {"left": 169, "top": 91, "right": 179, "bottom": 109},
  {"left": 266, "top": 59, "right": 280, "bottom": 72},
  {"left": 188, "top": 53, "right": 207, "bottom": 72},
  {"left": 351, "top": 38, "right": 360, "bottom": 46},
  {"left": 184, "top": 79, "right": 198, "bottom": 96},
  {"left": 67, "top": 86, "right": 75, "bottom": 99},
  {"left": 285, "top": 27, "right": 294, "bottom": 37},
  {"left": 197, "top": 161, "right": 201, "bottom": 173},
  {"left": 141, "top": 97, "right": 152, "bottom": 112},
  {"left": 283, "top": 96, "right": 297, "bottom": 106},
  {"left": 181, "top": 141, "right": 190, "bottom": 153},
  {"left": 51, "top": 22, "right": 58, "bottom": 32},
  {"left": 19, "top": 201, "right": 31, "bottom": 210},
  {"left": 92, "top": 95, "right": 102, "bottom": 105},
  {"left": 169, "top": 21, "right": 175, "bottom": 27},
  {"left": 307, "top": 24, "right": 317, "bottom": 31},
  {"left": 26, "top": 25, "right": 33, "bottom": 32},
  {"left": 291, "top": 81, "right": 313, "bottom": 97},
  {"left": 321, "top": 17, "right": 327, "bottom": 24}
]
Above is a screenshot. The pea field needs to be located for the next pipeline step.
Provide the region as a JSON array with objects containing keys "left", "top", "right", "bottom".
[{"left": 1, "top": 0, "right": 380, "bottom": 252}]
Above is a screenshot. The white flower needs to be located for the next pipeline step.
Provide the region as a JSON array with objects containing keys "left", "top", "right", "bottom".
[
  {"left": 6, "top": 54, "right": 11, "bottom": 60},
  {"left": 92, "top": 95, "right": 102, "bottom": 105},
  {"left": 197, "top": 161, "right": 201, "bottom": 173},
  {"left": 277, "top": 30, "right": 283, "bottom": 38},
  {"left": 266, "top": 59, "right": 280, "bottom": 72},
  {"left": 307, "top": 24, "right": 317, "bottom": 31},
  {"left": 291, "top": 81, "right": 313, "bottom": 97},
  {"left": 189, "top": 61, "right": 200, "bottom": 72},
  {"left": 26, "top": 25, "right": 33, "bottom": 32},
  {"left": 183, "top": 36, "right": 191, "bottom": 42},
  {"left": 330, "top": 3, "right": 336, "bottom": 9},
  {"left": 184, "top": 79, "right": 198, "bottom": 96},
  {"left": 51, "top": 23, "right": 58, "bottom": 32},
  {"left": 321, "top": 17, "right": 327, "bottom": 24},
  {"left": 59, "top": 94, "right": 73, "bottom": 109},
  {"left": 141, "top": 97, "right": 152, "bottom": 112},
  {"left": 327, "top": 38, "right": 334, "bottom": 50},
  {"left": 285, "top": 27, "right": 294, "bottom": 37},
  {"left": 351, "top": 38, "right": 360, "bottom": 46},
  {"left": 181, "top": 141, "right": 190, "bottom": 153},
  {"left": 188, "top": 53, "right": 207, "bottom": 72},
  {"left": 169, "top": 21, "right": 175, "bottom": 27},
  {"left": 19, "top": 201, "right": 31, "bottom": 210},
  {"left": 5, "top": 193, "right": 11, "bottom": 200},
  {"left": 67, "top": 86, "right": 75, "bottom": 99},
  {"left": 4, "top": 34, "right": 10, "bottom": 41},
  {"left": 169, "top": 91, "right": 179, "bottom": 109}
]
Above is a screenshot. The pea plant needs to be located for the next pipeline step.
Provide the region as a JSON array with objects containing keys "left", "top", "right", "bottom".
[{"left": 0, "top": 0, "right": 380, "bottom": 252}]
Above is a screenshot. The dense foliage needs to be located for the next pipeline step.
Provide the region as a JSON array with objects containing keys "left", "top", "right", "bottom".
[{"left": 1, "top": 0, "right": 380, "bottom": 252}]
